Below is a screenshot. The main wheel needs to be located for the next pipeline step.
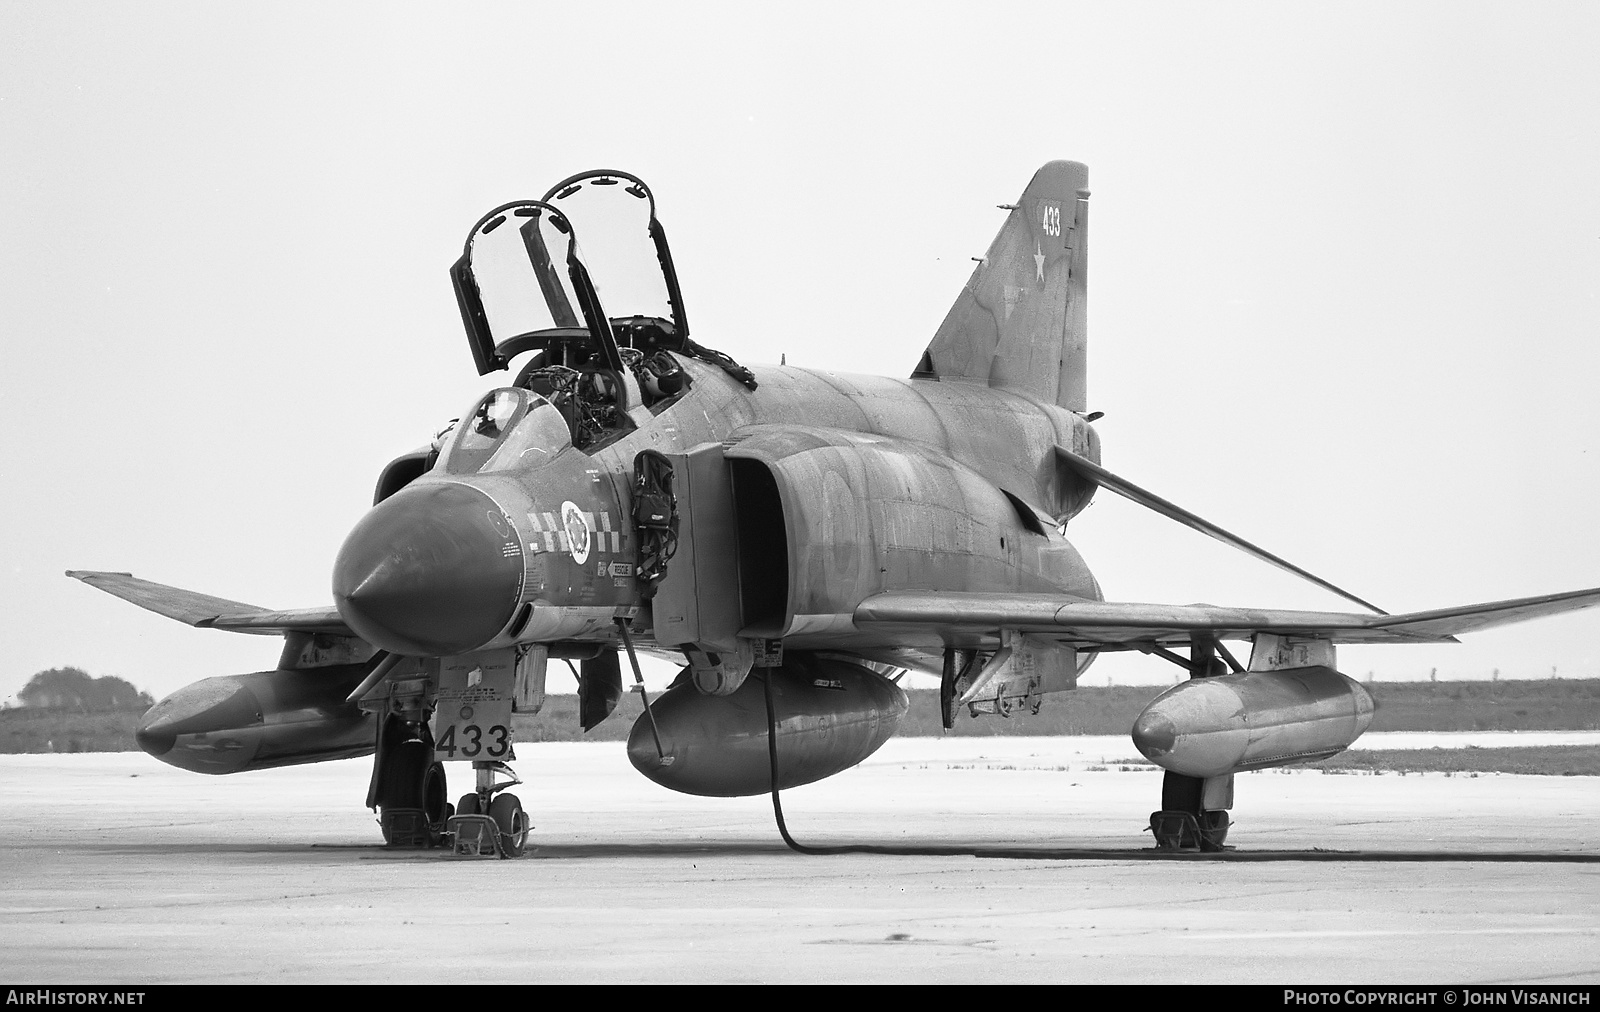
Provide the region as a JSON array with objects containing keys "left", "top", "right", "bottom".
[
  {"left": 378, "top": 738, "right": 434, "bottom": 847},
  {"left": 422, "top": 762, "right": 449, "bottom": 845},
  {"left": 489, "top": 793, "right": 528, "bottom": 857},
  {"left": 1161, "top": 771, "right": 1204, "bottom": 813}
]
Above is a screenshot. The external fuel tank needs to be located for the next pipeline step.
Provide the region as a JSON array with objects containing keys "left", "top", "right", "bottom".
[
  {"left": 628, "top": 654, "right": 908, "bottom": 797},
  {"left": 1131, "top": 666, "right": 1375, "bottom": 778}
]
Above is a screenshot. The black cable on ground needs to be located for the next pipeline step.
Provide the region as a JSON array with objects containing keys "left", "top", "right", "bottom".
[
  {"left": 763, "top": 669, "right": 855, "bottom": 855},
  {"left": 761, "top": 669, "right": 1082, "bottom": 857}
]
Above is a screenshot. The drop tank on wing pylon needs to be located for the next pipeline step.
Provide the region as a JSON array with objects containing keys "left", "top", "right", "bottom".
[{"left": 1131, "top": 666, "right": 1376, "bottom": 779}]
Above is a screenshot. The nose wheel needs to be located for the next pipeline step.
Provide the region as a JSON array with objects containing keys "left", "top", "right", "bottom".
[
  {"left": 447, "top": 761, "right": 530, "bottom": 858},
  {"left": 488, "top": 794, "right": 530, "bottom": 857}
]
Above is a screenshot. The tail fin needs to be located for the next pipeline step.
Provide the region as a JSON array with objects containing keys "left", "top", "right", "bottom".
[{"left": 916, "top": 161, "right": 1089, "bottom": 411}]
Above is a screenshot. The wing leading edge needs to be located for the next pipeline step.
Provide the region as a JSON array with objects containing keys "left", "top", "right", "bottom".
[
  {"left": 66, "top": 570, "right": 350, "bottom": 636},
  {"left": 853, "top": 587, "right": 1600, "bottom": 648}
]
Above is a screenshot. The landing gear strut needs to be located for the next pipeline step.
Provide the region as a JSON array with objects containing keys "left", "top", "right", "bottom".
[{"left": 448, "top": 760, "right": 530, "bottom": 858}]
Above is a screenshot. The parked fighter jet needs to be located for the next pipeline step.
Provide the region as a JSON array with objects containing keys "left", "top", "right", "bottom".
[{"left": 71, "top": 163, "right": 1600, "bottom": 854}]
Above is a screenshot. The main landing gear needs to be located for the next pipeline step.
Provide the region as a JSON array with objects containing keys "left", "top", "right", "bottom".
[
  {"left": 448, "top": 761, "right": 531, "bottom": 858},
  {"left": 371, "top": 716, "right": 453, "bottom": 848},
  {"left": 1150, "top": 772, "right": 1231, "bottom": 852},
  {"left": 1145, "top": 636, "right": 1233, "bottom": 853}
]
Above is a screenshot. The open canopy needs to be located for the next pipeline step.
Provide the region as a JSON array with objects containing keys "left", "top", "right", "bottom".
[
  {"left": 452, "top": 171, "right": 690, "bottom": 377},
  {"left": 451, "top": 199, "right": 621, "bottom": 375},
  {"left": 542, "top": 170, "right": 689, "bottom": 350}
]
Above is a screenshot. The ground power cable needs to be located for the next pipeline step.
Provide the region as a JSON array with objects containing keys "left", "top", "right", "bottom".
[
  {"left": 762, "top": 669, "right": 901, "bottom": 856},
  {"left": 762, "top": 669, "right": 1042, "bottom": 858}
]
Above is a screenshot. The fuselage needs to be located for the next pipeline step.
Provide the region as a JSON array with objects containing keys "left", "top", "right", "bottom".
[{"left": 332, "top": 354, "right": 1105, "bottom": 674}]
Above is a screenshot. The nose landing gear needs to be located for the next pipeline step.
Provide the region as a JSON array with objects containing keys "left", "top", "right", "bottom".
[{"left": 448, "top": 760, "right": 530, "bottom": 858}]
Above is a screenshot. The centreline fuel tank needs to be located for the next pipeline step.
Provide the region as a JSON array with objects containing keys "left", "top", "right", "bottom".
[
  {"left": 627, "top": 654, "right": 908, "bottom": 797},
  {"left": 1131, "top": 666, "right": 1375, "bottom": 778}
]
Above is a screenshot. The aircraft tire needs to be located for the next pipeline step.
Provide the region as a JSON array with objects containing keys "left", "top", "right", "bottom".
[
  {"left": 378, "top": 738, "right": 434, "bottom": 847},
  {"left": 1160, "top": 770, "right": 1203, "bottom": 814},
  {"left": 422, "top": 762, "right": 448, "bottom": 845},
  {"left": 489, "top": 794, "right": 527, "bottom": 857},
  {"left": 457, "top": 793, "right": 481, "bottom": 817}
]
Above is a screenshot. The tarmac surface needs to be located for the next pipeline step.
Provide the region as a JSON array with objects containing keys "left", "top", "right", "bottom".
[{"left": 2, "top": 733, "right": 1597, "bottom": 984}]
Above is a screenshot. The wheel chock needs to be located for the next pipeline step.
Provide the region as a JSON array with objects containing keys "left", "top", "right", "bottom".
[
  {"left": 447, "top": 813, "right": 506, "bottom": 858},
  {"left": 1149, "top": 810, "right": 1202, "bottom": 851},
  {"left": 380, "top": 807, "right": 433, "bottom": 849}
]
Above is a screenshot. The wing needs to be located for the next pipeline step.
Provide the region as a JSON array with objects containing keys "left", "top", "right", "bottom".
[
  {"left": 67, "top": 570, "right": 351, "bottom": 636},
  {"left": 854, "top": 586, "right": 1600, "bottom": 648}
]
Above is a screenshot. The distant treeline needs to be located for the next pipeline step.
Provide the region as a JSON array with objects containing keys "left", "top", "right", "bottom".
[
  {"left": 10, "top": 667, "right": 152, "bottom": 713},
  {"left": 3, "top": 678, "right": 1596, "bottom": 754}
]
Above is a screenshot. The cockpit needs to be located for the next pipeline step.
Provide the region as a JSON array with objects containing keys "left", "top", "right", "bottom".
[
  {"left": 435, "top": 387, "right": 574, "bottom": 476},
  {"left": 446, "top": 170, "right": 755, "bottom": 464}
]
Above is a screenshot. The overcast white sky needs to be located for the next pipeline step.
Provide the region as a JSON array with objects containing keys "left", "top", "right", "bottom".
[{"left": 3, "top": 2, "right": 1599, "bottom": 704}]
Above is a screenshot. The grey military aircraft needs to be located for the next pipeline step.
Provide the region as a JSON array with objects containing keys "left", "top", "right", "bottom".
[{"left": 71, "top": 162, "right": 1600, "bottom": 854}]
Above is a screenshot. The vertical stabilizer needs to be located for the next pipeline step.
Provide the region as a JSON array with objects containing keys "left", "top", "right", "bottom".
[{"left": 918, "top": 161, "right": 1089, "bottom": 411}]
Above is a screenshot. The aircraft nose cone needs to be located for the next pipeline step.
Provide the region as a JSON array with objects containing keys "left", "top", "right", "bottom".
[{"left": 332, "top": 482, "right": 523, "bottom": 657}]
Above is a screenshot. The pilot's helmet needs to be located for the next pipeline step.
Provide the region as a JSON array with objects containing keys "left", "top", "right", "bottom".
[{"left": 641, "top": 352, "right": 685, "bottom": 398}]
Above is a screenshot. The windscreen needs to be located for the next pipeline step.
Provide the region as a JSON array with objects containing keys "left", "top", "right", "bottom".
[{"left": 438, "top": 388, "right": 572, "bottom": 475}]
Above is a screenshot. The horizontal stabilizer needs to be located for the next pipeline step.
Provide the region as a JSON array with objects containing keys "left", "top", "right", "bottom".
[
  {"left": 67, "top": 570, "right": 350, "bottom": 636},
  {"left": 1055, "top": 446, "right": 1385, "bottom": 615},
  {"left": 855, "top": 586, "right": 1600, "bottom": 648}
]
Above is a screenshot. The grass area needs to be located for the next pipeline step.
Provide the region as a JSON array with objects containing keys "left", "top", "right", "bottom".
[
  {"left": 0, "top": 708, "right": 143, "bottom": 754},
  {"left": 1310, "top": 745, "right": 1600, "bottom": 776},
  {"left": 890, "top": 679, "right": 1600, "bottom": 738},
  {"left": 4, "top": 679, "right": 1597, "bottom": 754},
  {"left": 1103, "top": 745, "right": 1600, "bottom": 776},
  {"left": 1356, "top": 679, "right": 1600, "bottom": 732}
]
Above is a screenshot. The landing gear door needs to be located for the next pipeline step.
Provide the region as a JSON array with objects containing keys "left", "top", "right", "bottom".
[{"left": 431, "top": 650, "right": 517, "bottom": 763}]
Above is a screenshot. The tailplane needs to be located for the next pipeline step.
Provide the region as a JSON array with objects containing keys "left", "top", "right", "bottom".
[{"left": 916, "top": 161, "right": 1089, "bottom": 411}]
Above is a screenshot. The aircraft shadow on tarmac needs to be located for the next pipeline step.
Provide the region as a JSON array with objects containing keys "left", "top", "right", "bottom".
[
  {"left": 321, "top": 841, "right": 1600, "bottom": 863},
  {"left": 56, "top": 838, "right": 1600, "bottom": 863}
]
